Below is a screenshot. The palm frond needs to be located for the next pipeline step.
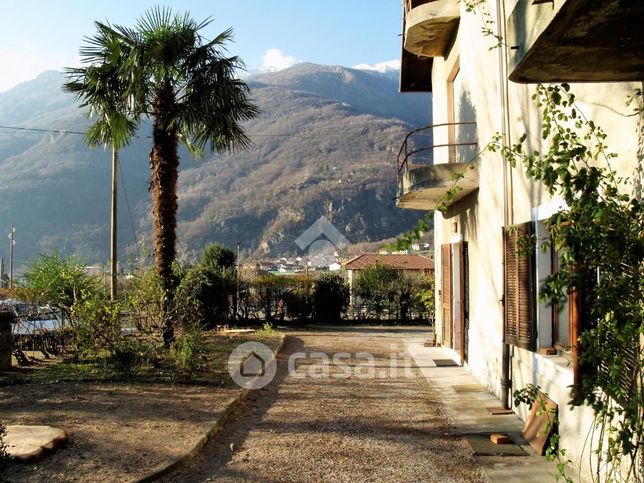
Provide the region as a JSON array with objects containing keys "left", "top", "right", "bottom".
[{"left": 176, "top": 48, "right": 259, "bottom": 153}]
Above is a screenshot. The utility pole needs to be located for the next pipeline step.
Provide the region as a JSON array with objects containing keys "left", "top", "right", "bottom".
[
  {"left": 110, "top": 148, "right": 119, "bottom": 301},
  {"left": 8, "top": 224, "right": 15, "bottom": 290},
  {"left": 235, "top": 240, "right": 240, "bottom": 320}
]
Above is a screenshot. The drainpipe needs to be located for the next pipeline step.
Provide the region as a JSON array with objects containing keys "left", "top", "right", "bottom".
[{"left": 496, "top": 0, "right": 512, "bottom": 410}]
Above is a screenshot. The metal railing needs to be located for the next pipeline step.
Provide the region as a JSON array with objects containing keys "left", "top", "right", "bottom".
[{"left": 396, "top": 121, "right": 477, "bottom": 189}]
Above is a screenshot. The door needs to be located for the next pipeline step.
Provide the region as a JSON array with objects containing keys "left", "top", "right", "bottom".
[
  {"left": 452, "top": 242, "right": 469, "bottom": 364},
  {"left": 442, "top": 242, "right": 469, "bottom": 364},
  {"left": 440, "top": 244, "right": 452, "bottom": 347}
]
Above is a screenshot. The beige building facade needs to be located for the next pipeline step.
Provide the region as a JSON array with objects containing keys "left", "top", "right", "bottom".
[{"left": 397, "top": 0, "right": 642, "bottom": 478}]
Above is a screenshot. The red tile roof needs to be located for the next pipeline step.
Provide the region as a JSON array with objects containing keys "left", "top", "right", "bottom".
[{"left": 342, "top": 254, "right": 434, "bottom": 271}]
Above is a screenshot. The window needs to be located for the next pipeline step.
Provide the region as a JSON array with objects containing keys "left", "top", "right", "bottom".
[
  {"left": 503, "top": 222, "right": 536, "bottom": 351},
  {"left": 551, "top": 249, "right": 570, "bottom": 349}
]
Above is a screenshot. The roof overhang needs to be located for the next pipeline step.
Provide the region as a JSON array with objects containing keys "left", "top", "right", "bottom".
[
  {"left": 508, "top": 0, "right": 644, "bottom": 83},
  {"left": 399, "top": 0, "right": 460, "bottom": 93}
]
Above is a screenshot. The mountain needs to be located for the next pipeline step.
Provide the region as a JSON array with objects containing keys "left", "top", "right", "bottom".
[{"left": 0, "top": 64, "right": 430, "bottom": 269}]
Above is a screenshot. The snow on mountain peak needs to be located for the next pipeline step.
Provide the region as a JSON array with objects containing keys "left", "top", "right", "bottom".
[{"left": 352, "top": 60, "right": 400, "bottom": 74}]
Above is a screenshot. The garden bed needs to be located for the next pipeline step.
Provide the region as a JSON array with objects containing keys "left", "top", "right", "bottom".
[{"left": 0, "top": 331, "right": 282, "bottom": 482}]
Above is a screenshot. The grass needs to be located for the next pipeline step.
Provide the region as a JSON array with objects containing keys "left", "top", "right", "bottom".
[{"left": 15, "top": 329, "right": 283, "bottom": 386}]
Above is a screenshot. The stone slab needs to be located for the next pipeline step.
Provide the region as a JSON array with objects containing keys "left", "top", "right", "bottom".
[
  {"left": 464, "top": 433, "right": 525, "bottom": 456},
  {"left": 432, "top": 358, "right": 457, "bottom": 367},
  {"left": 5, "top": 425, "right": 69, "bottom": 461}
]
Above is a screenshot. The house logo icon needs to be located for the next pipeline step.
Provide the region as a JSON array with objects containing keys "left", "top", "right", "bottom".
[
  {"left": 295, "top": 216, "right": 349, "bottom": 261},
  {"left": 240, "top": 351, "right": 266, "bottom": 377},
  {"left": 228, "top": 342, "right": 276, "bottom": 389}
]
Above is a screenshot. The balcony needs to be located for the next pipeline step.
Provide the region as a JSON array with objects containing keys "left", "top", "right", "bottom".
[
  {"left": 403, "top": 0, "right": 460, "bottom": 58},
  {"left": 400, "top": 0, "right": 460, "bottom": 92},
  {"left": 508, "top": 0, "right": 644, "bottom": 83},
  {"left": 396, "top": 122, "right": 479, "bottom": 211}
]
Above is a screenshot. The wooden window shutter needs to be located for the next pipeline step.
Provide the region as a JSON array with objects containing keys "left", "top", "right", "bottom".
[
  {"left": 503, "top": 222, "right": 536, "bottom": 351},
  {"left": 463, "top": 242, "right": 470, "bottom": 363},
  {"left": 441, "top": 243, "right": 452, "bottom": 347}
]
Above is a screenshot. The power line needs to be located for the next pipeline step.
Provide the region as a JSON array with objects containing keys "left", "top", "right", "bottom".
[
  {"left": 0, "top": 124, "right": 86, "bottom": 136},
  {"left": 0, "top": 124, "right": 152, "bottom": 139},
  {"left": 118, "top": 161, "right": 141, "bottom": 260},
  {"left": 0, "top": 123, "right": 410, "bottom": 141}
]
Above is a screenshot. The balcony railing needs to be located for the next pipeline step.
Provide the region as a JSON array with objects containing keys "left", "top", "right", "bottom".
[{"left": 396, "top": 121, "right": 477, "bottom": 189}]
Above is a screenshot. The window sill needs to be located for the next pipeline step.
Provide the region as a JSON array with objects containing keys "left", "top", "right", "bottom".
[{"left": 534, "top": 351, "right": 574, "bottom": 388}]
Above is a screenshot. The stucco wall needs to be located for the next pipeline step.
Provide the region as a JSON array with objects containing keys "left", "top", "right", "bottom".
[{"left": 428, "top": 0, "right": 641, "bottom": 478}]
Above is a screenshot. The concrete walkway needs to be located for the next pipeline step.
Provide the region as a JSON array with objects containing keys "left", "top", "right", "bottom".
[{"left": 405, "top": 336, "right": 561, "bottom": 482}]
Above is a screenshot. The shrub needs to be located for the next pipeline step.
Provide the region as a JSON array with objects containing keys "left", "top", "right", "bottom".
[
  {"left": 251, "top": 274, "right": 283, "bottom": 320},
  {"left": 71, "top": 293, "right": 123, "bottom": 357},
  {"left": 313, "top": 273, "right": 349, "bottom": 321},
  {"left": 353, "top": 263, "right": 433, "bottom": 321},
  {"left": 202, "top": 243, "right": 236, "bottom": 271},
  {"left": 353, "top": 262, "right": 402, "bottom": 318},
  {"left": 281, "top": 276, "right": 313, "bottom": 320},
  {"left": 20, "top": 252, "right": 100, "bottom": 317},
  {"left": 413, "top": 276, "right": 435, "bottom": 321},
  {"left": 123, "top": 267, "right": 166, "bottom": 332},
  {"left": 108, "top": 337, "right": 150, "bottom": 378},
  {"left": 174, "top": 265, "right": 234, "bottom": 328},
  {"left": 171, "top": 330, "right": 209, "bottom": 377}
]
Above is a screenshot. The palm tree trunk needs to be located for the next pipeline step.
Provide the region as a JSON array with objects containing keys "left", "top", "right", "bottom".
[{"left": 150, "top": 80, "right": 179, "bottom": 347}]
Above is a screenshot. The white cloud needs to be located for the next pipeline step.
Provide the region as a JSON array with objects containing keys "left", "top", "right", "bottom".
[
  {"left": 353, "top": 60, "right": 400, "bottom": 74},
  {"left": 260, "top": 48, "right": 299, "bottom": 73}
]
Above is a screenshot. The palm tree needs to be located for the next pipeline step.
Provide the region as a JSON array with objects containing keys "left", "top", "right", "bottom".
[{"left": 65, "top": 8, "right": 259, "bottom": 346}]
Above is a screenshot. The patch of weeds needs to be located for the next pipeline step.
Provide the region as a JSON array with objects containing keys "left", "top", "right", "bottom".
[
  {"left": 260, "top": 322, "right": 277, "bottom": 334},
  {"left": 32, "top": 360, "right": 116, "bottom": 382},
  {"left": 171, "top": 331, "right": 211, "bottom": 378},
  {"left": 0, "top": 420, "right": 8, "bottom": 481},
  {"left": 109, "top": 338, "right": 149, "bottom": 379}
]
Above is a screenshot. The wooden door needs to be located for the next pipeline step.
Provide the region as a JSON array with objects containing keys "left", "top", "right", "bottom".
[
  {"left": 452, "top": 242, "right": 469, "bottom": 364},
  {"left": 441, "top": 244, "right": 452, "bottom": 347}
]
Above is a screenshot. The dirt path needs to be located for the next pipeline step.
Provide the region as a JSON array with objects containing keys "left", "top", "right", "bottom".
[{"left": 166, "top": 328, "right": 486, "bottom": 482}]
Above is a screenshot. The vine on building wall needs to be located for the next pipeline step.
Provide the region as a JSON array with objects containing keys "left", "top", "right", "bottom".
[
  {"left": 461, "top": 0, "right": 504, "bottom": 49},
  {"left": 395, "top": 82, "right": 643, "bottom": 480},
  {"left": 514, "top": 384, "right": 573, "bottom": 483},
  {"left": 398, "top": 1, "right": 642, "bottom": 479},
  {"left": 494, "top": 84, "right": 643, "bottom": 482}
]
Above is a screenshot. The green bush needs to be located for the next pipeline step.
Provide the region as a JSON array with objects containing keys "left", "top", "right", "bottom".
[
  {"left": 413, "top": 276, "right": 435, "bottom": 321},
  {"left": 71, "top": 293, "right": 123, "bottom": 357},
  {"left": 313, "top": 273, "right": 349, "bottom": 321},
  {"left": 20, "top": 252, "right": 100, "bottom": 316},
  {"left": 171, "top": 330, "right": 209, "bottom": 377},
  {"left": 281, "top": 276, "right": 313, "bottom": 320},
  {"left": 251, "top": 274, "right": 284, "bottom": 320},
  {"left": 353, "top": 262, "right": 402, "bottom": 318},
  {"left": 109, "top": 337, "right": 150, "bottom": 378},
  {"left": 123, "top": 267, "right": 166, "bottom": 332},
  {"left": 353, "top": 263, "right": 433, "bottom": 321},
  {"left": 174, "top": 265, "right": 234, "bottom": 328},
  {"left": 202, "top": 242, "right": 236, "bottom": 271}
]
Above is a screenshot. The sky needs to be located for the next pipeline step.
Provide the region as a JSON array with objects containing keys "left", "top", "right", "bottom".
[{"left": 0, "top": 0, "right": 404, "bottom": 92}]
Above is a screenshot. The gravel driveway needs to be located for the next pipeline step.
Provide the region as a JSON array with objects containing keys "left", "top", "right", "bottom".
[{"left": 166, "top": 328, "right": 486, "bottom": 482}]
